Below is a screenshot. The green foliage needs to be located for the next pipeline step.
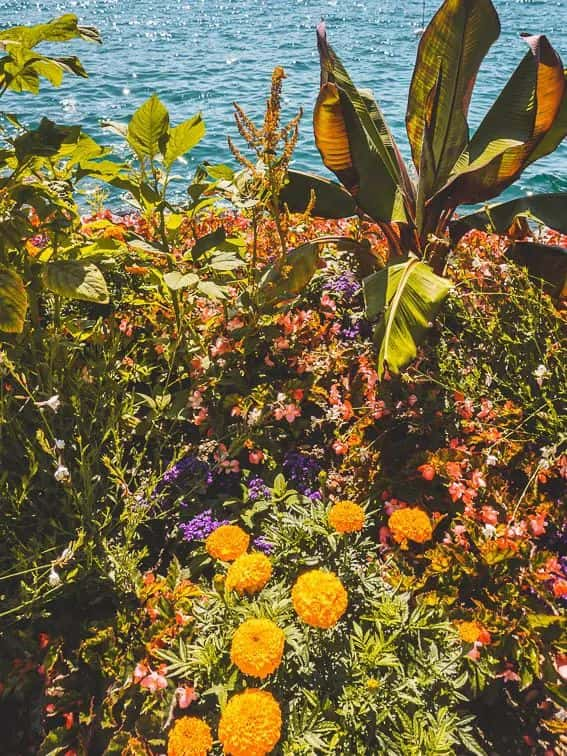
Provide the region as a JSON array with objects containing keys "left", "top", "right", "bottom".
[
  {"left": 158, "top": 494, "right": 481, "bottom": 755},
  {"left": 283, "top": 0, "right": 567, "bottom": 376}
]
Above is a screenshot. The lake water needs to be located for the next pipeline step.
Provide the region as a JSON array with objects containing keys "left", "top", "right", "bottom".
[{"left": 2, "top": 0, "right": 566, "bottom": 206}]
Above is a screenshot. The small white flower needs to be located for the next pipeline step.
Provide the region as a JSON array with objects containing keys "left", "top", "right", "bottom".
[
  {"left": 55, "top": 439, "right": 65, "bottom": 450},
  {"left": 486, "top": 454, "right": 498, "bottom": 466},
  {"left": 483, "top": 524, "right": 497, "bottom": 538},
  {"left": 54, "top": 464, "right": 70, "bottom": 483},
  {"left": 247, "top": 407, "right": 262, "bottom": 427},
  {"left": 48, "top": 567, "right": 61, "bottom": 586},
  {"left": 36, "top": 394, "right": 61, "bottom": 412}
]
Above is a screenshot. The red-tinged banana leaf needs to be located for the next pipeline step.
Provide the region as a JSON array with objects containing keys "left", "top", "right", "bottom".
[
  {"left": 363, "top": 257, "right": 452, "bottom": 378},
  {"left": 406, "top": 0, "right": 500, "bottom": 194},
  {"left": 526, "top": 69, "right": 567, "bottom": 166},
  {"left": 280, "top": 170, "right": 357, "bottom": 218},
  {"left": 507, "top": 241, "right": 567, "bottom": 296},
  {"left": 449, "top": 192, "right": 567, "bottom": 242},
  {"left": 314, "top": 22, "right": 411, "bottom": 224},
  {"left": 434, "top": 34, "right": 565, "bottom": 207}
]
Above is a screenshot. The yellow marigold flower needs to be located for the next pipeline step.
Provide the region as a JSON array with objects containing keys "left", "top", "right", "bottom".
[
  {"left": 456, "top": 620, "right": 491, "bottom": 645},
  {"left": 291, "top": 569, "right": 348, "bottom": 629},
  {"left": 205, "top": 524, "right": 249, "bottom": 562},
  {"left": 167, "top": 716, "right": 213, "bottom": 756},
  {"left": 218, "top": 688, "right": 282, "bottom": 756},
  {"left": 225, "top": 552, "right": 272, "bottom": 595},
  {"left": 328, "top": 500, "right": 365, "bottom": 533},
  {"left": 230, "top": 618, "right": 284, "bottom": 678},
  {"left": 388, "top": 507, "right": 432, "bottom": 548}
]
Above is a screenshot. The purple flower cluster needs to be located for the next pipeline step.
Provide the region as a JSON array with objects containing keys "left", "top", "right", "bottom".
[
  {"left": 248, "top": 476, "right": 271, "bottom": 502},
  {"left": 341, "top": 321, "right": 362, "bottom": 340},
  {"left": 328, "top": 272, "right": 361, "bottom": 301},
  {"left": 179, "top": 509, "right": 229, "bottom": 542},
  {"left": 253, "top": 536, "right": 275, "bottom": 555},
  {"left": 163, "top": 454, "right": 212, "bottom": 486},
  {"left": 283, "top": 451, "right": 322, "bottom": 495}
]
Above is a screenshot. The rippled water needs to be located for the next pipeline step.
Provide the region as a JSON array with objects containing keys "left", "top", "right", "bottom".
[{"left": 2, "top": 0, "right": 566, "bottom": 206}]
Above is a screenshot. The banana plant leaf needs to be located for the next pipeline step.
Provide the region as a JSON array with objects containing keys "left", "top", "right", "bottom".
[
  {"left": 280, "top": 170, "right": 357, "bottom": 218},
  {"left": 257, "top": 236, "right": 371, "bottom": 308},
  {"left": 363, "top": 258, "right": 452, "bottom": 378},
  {"left": 314, "top": 22, "right": 410, "bottom": 224},
  {"left": 0, "top": 266, "right": 27, "bottom": 333},
  {"left": 449, "top": 192, "right": 567, "bottom": 242},
  {"left": 507, "top": 241, "right": 567, "bottom": 296},
  {"left": 526, "top": 70, "right": 567, "bottom": 166},
  {"left": 406, "top": 0, "right": 500, "bottom": 194},
  {"left": 435, "top": 34, "right": 565, "bottom": 207}
]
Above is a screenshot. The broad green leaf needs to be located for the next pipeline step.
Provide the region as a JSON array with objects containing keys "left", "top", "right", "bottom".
[
  {"left": 197, "top": 280, "right": 227, "bottom": 300},
  {"left": 0, "top": 14, "right": 101, "bottom": 48},
  {"left": 127, "top": 94, "right": 169, "bottom": 160},
  {"left": 407, "top": 0, "right": 500, "bottom": 191},
  {"left": 314, "top": 22, "right": 409, "bottom": 224},
  {"left": 280, "top": 170, "right": 357, "bottom": 218},
  {"left": 163, "top": 113, "right": 205, "bottom": 168},
  {"left": 189, "top": 228, "right": 226, "bottom": 260},
  {"left": 43, "top": 260, "right": 109, "bottom": 303},
  {"left": 507, "top": 241, "right": 567, "bottom": 296},
  {"left": 436, "top": 35, "right": 565, "bottom": 206},
  {"left": 205, "top": 164, "right": 234, "bottom": 181},
  {"left": 14, "top": 118, "right": 81, "bottom": 162},
  {"left": 163, "top": 271, "right": 199, "bottom": 290},
  {"left": 258, "top": 242, "right": 322, "bottom": 307},
  {"left": 0, "top": 266, "right": 27, "bottom": 333},
  {"left": 363, "top": 258, "right": 452, "bottom": 378},
  {"left": 450, "top": 192, "right": 567, "bottom": 241}
]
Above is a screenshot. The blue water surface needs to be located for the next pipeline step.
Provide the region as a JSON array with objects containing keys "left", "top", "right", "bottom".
[{"left": 1, "top": 0, "right": 566, "bottom": 207}]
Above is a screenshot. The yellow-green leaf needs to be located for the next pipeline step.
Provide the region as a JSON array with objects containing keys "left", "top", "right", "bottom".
[{"left": 0, "top": 266, "right": 28, "bottom": 333}]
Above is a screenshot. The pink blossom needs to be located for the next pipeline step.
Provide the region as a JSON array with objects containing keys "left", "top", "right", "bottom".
[
  {"left": 274, "top": 404, "right": 301, "bottom": 423},
  {"left": 176, "top": 685, "right": 197, "bottom": 709},
  {"left": 249, "top": 450, "right": 264, "bottom": 464},
  {"left": 480, "top": 506, "right": 499, "bottom": 525},
  {"left": 210, "top": 337, "right": 232, "bottom": 358},
  {"left": 529, "top": 513, "right": 547, "bottom": 536},
  {"left": 133, "top": 662, "right": 149, "bottom": 683},
  {"left": 140, "top": 670, "right": 167, "bottom": 692}
]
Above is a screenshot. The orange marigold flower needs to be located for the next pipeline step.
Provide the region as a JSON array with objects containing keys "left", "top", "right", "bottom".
[
  {"left": 328, "top": 500, "right": 365, "bottom": 533},
  {"left": 167, "top": 716, "right": 213, "bottom": 756},
  {"left": 457, "top": 621, "right": 491, "bottom": 645},
  {"left": 291, "top": 569, "right": 348, "bottom": 629},
  {"left": 225, "top": 552, "right": 272, "bottom": 595},
  {"left": 388, "top": 507, "right": 432, "bottom": 549},
  {"left": 205, "top": 525, "right": 249, "bottom": 562},
  {"left": 230, "top": 618, "right": 284, "bottom": 678},
  {"left": 218, "top": 689, "right": 282, "bottom": 756}
]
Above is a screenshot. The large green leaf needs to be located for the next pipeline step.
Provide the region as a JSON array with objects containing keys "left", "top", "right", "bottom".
[
  {"left": 14, "top": 118, "right": 81, "bottom": 162},
  {"left": 0, "top": 266, "right": 27, "bottom": 333},
  {"left": 449, "top": 192, "right": 567, "bottom": 242},
  {"left": 163, "top": 113, "right": 205, "bottom": 169},
  {"left": 257, "top": 242, "right": 322, "bottom": 307},
  {"left": 435, "top": 34, "right": 565, "bottom": 206},
  {"left": 507, "top": 241, "right": 567, "bottom": 296},
  {"left": 127, "top": 94, "right": 169, "bottom": 160},
  {"left": 43, "top": 260, "right": 109, "bottom": 303},
  {"left": 314, "top": 22, "right": 410, "bottom": 224},
  {"left": 407, "top": 0, "right": 500, "bottom": 192},
  {"left": 0, "top": 14, "right": 101, "bottom": 48},
  {"left": 363, "top": 258, "right": 452, "bottom": 378},
  {"left": 280, "top": 170, "right": 357, "bottom": 218}
]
